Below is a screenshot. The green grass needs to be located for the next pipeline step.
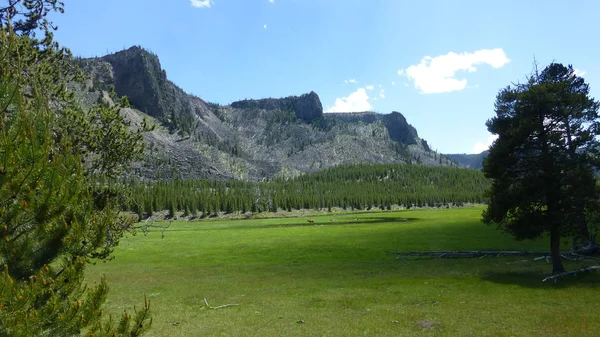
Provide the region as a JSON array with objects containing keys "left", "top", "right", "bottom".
[{"left": 87, "top": 207, "right": 600, "bottom": 336}]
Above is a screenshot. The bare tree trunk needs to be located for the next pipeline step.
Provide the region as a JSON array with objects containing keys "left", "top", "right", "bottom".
[{"left": 551, "top": 224, "right": 566, "bottom": 274}]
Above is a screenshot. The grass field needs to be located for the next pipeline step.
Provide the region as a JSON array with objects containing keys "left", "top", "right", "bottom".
[{"left": 87, "top": 207, "right": 600, "bottom": 336}]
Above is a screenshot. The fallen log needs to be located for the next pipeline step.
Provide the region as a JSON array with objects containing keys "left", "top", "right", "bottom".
[
  {"left": 568, "top": 252, "right": 600, "bottom": 261},
  {"left": 387, "top": 250, "right": 599, "bottom": 261},
  {"left": 571, "top": 244, "right": 600, "bottom": 256},
  {"left": 542, "top": 265, "right": 600, "bottom": 282},
  {"left": 386, "top": 250, "right": 548, "bottom": 259},
  {"left": 388, "top": 250, "right": 600, "bottom": 282}
]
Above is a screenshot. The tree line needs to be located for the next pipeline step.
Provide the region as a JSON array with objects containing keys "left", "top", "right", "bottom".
[{"left": 122, "top": 164, "right": 490, "bottom": 218}]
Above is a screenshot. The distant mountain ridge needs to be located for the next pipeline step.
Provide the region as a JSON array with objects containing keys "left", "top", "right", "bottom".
[
  {"left": 445, "top": 151, "right": 489, "bottom": 170},
  {"left": 73, "top": 46, "right": 464, "bottom": 181}
]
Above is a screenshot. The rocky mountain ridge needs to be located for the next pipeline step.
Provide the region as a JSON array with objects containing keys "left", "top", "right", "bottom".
[
  {"left": 73, "top": 46, "right": 461, "bottom": 181},
  {"left": 445, "top": 151, "right": 488, "bottom": 170}
]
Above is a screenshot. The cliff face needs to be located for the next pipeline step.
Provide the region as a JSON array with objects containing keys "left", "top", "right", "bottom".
[
  {"left": 75, "top": 46, "right": 457, "bottom": 181},
  {"left": 101, "top": 46, "right": 212, "bottom": 122},
  {"left": 230, "top": 91, "right": 323, "bottom": 123},
  {"left": 382, "top": 111, "right": 418, "bottom": 145}
]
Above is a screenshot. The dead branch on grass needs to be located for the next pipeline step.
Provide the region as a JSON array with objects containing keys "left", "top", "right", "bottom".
[
  {"left": 387, "top": 250, "right": 548, "bottom": 259},
  {"left": 203, "top": 298, "right": 239, "bottom": 309},
  {"left": 133, "top": 219, "right": 172, "bottom": 239},
  {"left": 542, "top": 266, "right": 600, "bottom": 282},
  {"left": 389, "top": 250, "right": 600, "bottom": 282},
  {"left": 387, "top": 250, "right": 600, "bottom": 262}
]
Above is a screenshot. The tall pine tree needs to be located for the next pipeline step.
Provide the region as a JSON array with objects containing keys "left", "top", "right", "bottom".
[
  {"left": 1, "top": 2, "right": 152, "bottom": 335},
  {"left": 483, "top": 63, "right": 600, "bottom": 274}
]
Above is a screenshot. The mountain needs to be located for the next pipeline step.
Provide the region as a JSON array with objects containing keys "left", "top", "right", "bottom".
[
  {"left": 445, "top": 151, "right": 489, "bottom": 170},
  {"left": 72, "top": 46, "right": 456, "bottom": 181}
]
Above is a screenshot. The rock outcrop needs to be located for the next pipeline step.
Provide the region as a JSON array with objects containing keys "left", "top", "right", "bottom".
[
  {"left": 231, "top": 91, "right": 323, "bottom": 123},
  {"left": 382, "top": 111, "right": 418, "bottom": 145},
  {"left": 100, "top": 46, "right": 211, "bottom": 122}
]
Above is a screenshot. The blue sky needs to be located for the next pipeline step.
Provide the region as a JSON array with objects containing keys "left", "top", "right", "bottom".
[{"left": 51, "top": 0, "right": 600, "bottom": 154}]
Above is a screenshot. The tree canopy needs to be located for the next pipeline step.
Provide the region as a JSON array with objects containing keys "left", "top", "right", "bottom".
[
  {"left": 0, "top": 2, "right": 152, "bottom": 335},
  {"left": 122, "top": 163, "right": 489, "bottom": 220},
  {"left": 482, "top": 62, "right": 600, "bottom": 274}
]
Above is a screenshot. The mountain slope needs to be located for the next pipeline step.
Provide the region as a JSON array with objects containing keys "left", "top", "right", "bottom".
[
  {"left": 74, "top": 46, "right": 457, "bottom": 181},
  {"left": 445, "top": 151, "right": 488, "bottom": 170}
]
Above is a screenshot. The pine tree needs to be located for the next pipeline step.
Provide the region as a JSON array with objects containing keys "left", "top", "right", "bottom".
[
  {"left": 483, "top": 63, "right": 600, "bottom": 274},
  {"left": 0, "top": 4, "right": 151, "bottom": 335}
]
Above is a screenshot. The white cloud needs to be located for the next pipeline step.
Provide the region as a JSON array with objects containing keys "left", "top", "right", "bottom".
[
  {"left": 401, "top": 48, "right": 510, "bottom": 94},
  {"left": 190, "top": 0, "right": 211, "bottom": 8},
  {"left": 326, "top": 88, "right": 372, "bottom": 113},
  {"left": 366, "top": 85, "right": 374, "bottom": 91},
  {"left": 391, "top": 81, "right": 396, "bottom": 85},
  {"left": 264, "top": 24, "right": 268, "bottom": 29},
  {"left": 473, "top": 134, "right": 498, "bottom": 154},
  {"left": 379, "top": 89, "right": 385, "bottom": 99},
  {"left": 269, "top": 0, "right": 275, "bottom": 2},
  {"left": 574, "top": 68, "right": 586, "bottom": 77},
  {"left": 344, "top": 79, "right": 358, "bottom": 84}
]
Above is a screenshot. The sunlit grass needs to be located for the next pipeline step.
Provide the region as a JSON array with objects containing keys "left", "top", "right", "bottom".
[{"left": 87, "top": 206, "right": 600, "bottom": 336}]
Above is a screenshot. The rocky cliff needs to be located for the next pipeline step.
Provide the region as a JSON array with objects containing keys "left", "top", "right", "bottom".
[
  {"left": 74, "top": 46, "right": 457, "bottom": 181},
  {"left": 231, "top": 91, "right": 323, "bottom": 123}
]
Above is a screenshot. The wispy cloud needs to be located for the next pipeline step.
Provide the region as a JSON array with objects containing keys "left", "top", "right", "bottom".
[
  {"left": 326, "top": 88, "right": 372, "bottom": 113},
  {"left": 190, "top": 0, "right": 212, "bottom": 8},
  {"left": 366, "top": 85, "right": 374, "bottom": 91},
  {"left": 269, "top": 0, "right": 275, "bottom": 3},
  {"left": 264, "top": 24, "right": 268, "bottom": 29},
  {"left": 379, "top": 89, "right": 385, "bottom": 99},
  {"left": 344, "top": 79, "right": 358, "bottom": 84},
  {"left": 473, "top": 134, "right": 498, "bottom": 154},
  {"left": 400, "top": 48, "right": 510, "bottom": 94},
  {"left": 574, "top": 68, "right": 586, "bottom": 77}
]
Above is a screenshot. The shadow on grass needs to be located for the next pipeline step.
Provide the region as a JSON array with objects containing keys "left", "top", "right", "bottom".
[
  {"left": 208, "top": 217, "right": 420, "bottom": 230},
  {"left": 481, "top": 270, "right": 600, "bottom": 289}
]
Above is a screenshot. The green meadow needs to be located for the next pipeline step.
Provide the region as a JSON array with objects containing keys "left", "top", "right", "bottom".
[{"left": 87, "top": 207, "right": 600, "bottom": 336}]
